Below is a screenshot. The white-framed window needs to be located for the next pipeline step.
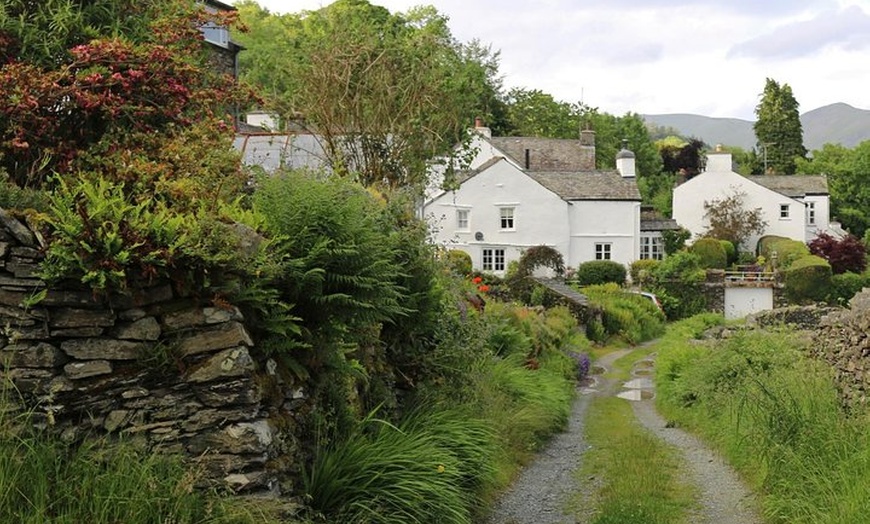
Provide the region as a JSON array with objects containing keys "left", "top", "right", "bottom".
[
  {"left": 595, "top": 243, "right": 612, "bottom": 260},
  {"left": 199, "top": 3, "right": 230, "bottom": 48},
  {"left": 499, "top": 207, "right": 515, "bottom": 230},
  {"left": 807, "top": 202, "right": 816, "bottom": 225},
  {"left": 482, "top": 248, "right": 506, "bottom": 271},
  {"left": 780, "top": 204, "right": 790, "bottom": 219},
  {"left": 457, "top": 209, "right": 469, "bottom": 230},
  {"left": 640, "top": 235, "right": 664, "bottom": 260}
]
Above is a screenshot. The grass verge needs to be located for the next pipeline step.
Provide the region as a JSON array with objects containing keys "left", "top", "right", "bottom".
[
  {"left": 568, "top": 347, "right": 696, "bottom": 524},
  {"left": 655, "top": 315, "right": 870, "bottom": 523}
]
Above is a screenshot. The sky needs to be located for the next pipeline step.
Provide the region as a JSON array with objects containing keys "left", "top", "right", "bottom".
[{"left": 232, "top": 0, "right": 870, "bottom": 121}]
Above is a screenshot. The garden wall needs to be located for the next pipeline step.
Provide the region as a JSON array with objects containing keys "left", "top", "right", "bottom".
[
  {"left": 0, "top": 209, "right": 301, "bottom": 495},
  {"left": 812, "top": 288, "right": 870, "bottom": 408}
]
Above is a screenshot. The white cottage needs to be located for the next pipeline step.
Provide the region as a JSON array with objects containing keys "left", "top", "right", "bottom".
[
  {"left": 672, "top": 149, "right": 836, "bottom": 251},
  {"left": 424, "top": 123, "right": 642, "bottom": 274}
]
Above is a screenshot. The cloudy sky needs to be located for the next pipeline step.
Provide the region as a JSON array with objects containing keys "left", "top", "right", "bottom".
[{"left": 234, "top": 0, "right": 870, "bottom": 120}]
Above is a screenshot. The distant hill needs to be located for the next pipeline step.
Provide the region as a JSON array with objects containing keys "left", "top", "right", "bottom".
[{"left": 643, "top": 103, "right": 870, "bottom": 151}]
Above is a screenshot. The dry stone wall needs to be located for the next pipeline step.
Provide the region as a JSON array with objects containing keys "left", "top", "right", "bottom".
[
  {"left": 812, "top": 288, "right": 870, "bottom": 408},
  {"left": 0, "top": 209, "right": 299, "bottom": 495}
]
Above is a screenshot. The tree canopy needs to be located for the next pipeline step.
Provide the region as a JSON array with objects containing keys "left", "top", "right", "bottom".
[
  {"left": 233, "top": 0, "right": 505, "bottom": 191},
  {"left": 753, "top": 78, "right": 806, "bottom": 175},
  {"left": 797, "top": 141, "right": 870, "bottom": 237}
]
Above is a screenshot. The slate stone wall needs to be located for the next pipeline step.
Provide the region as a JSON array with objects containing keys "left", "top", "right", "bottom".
[
  {"left": 0, "top": 209, "right": 299, "bottom": 495},
  {"left": 812, "top": 288, "right": 870, "bottom": 409}
]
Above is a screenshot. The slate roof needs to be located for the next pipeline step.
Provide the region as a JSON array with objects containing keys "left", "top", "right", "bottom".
[
  {"left": 490, "top": 137, "right": 596, "bottom": 172},
  {"left": 527, "top": 171, "right": 642, "bottom": 201},
  {"left": 747, "top": 175, "right": 828, "bottom": 197},
  {"left": 640, "top": 207, "right": 681, "bottom": 231}
]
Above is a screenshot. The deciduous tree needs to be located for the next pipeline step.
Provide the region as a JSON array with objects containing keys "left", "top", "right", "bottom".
[
  {"left": 234, "top": 0, "right": 503, "bottom": 192},
  {"left": 702, "top": 190, "right": 767, "bottom": 248}
]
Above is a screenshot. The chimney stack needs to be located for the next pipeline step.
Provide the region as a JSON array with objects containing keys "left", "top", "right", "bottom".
[
  {"left": 615, "top": 139, "right": 636, "bottom": 178},
  {"left": 473, "top": 117, "right": 491, "bottom": 138},
  {"left": 705, "top": 144, "right": 732, "bottom": 173}
]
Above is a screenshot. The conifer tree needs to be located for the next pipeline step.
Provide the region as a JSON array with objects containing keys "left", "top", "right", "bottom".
[{"left": 753, "top": 78, "right": 806, "bottom": 175}]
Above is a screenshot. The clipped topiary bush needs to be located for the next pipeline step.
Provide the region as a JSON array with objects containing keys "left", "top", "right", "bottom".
[
  {"left": 719, "top": 239, "right": 737, "bottom": 266},
  {"left": 629, "top": 259, "right": 659, "bottom": 285},
  {"left": 443, "top": 249, "right": 472, "bottom": 276},
  {"left": 756, "top": 235, "right": 789, "bottom": 257},
  {"left": 574, "top": 260, "right": 627, "bottom": 286},
  {"left": 758, "top": 237, "right": 809, "bottom": 270},
  {"left": 784, "top": 255, "right": 832, "bottom": 303},
  {"left": 689, "top": 238, "right": 727, "bottom": 269}
]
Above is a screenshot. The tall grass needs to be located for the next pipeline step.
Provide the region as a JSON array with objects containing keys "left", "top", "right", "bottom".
[
  {"left": 302, "top": 408, "right": 496, "bottom": 524},
  {"left": 655, "top": 316, "right": 870, "bottom": 523},
  {"left": 0, "top": 415, "right": 273, "bottom": 523},
  {"left": 302, "top": 302, "right": 584, "bottom": 522}
]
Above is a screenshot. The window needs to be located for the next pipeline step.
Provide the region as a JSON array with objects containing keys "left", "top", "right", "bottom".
[
  {"left": 807, "top": 202, "right": 816, "bottom": 225},
  {"left": 482, "top": 248, "right": 506, "bottom": 271},
  {"left": 200, "top": 23, "right": 230, "bottom": 48},
  {"left": 595, "top": 243, "right": 612, "bottom": 260},
  {"left": 499, "top": 207, "right": 515, "bottom": 230},
  {"left": 780, "top": 204, "right": 790, "bottom": 219},
  {"left": 457, "top": 209, "right": 469, "bottom": 230},
  {"left": 640, "top": 236, "right": 664, "bottom": 260}
]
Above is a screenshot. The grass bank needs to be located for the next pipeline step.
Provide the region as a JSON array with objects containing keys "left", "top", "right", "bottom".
[{"left": 656, "top": 315, "right": 870, "bottom": 523}]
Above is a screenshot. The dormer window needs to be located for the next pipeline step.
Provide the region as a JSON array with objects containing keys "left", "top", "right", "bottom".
[
  {"left": 201, "top": 23, "right": 230, "bottom": 48},
  {"left": 199, "top": 1, "right": 232, "bottom": 49}
]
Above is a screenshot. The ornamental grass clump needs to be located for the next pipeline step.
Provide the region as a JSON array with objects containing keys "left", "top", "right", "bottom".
[{"left": 303, "top": 408, "right": 496, "bottom": 524}]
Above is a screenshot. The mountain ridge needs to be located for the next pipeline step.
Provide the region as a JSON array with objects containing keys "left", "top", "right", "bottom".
[{"left": 643, "top": 102, "right": 870, "bottom": 151}]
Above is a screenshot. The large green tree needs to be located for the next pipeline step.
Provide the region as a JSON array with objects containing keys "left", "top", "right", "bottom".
[
  {"left": 753, "top": 78, "right": 806, "bottom": 175},
  {"left": 797, "top": 142, "right": 870, "bottom": 237},
  {"left": 233, "top": 0, "right": 504, "bottom": 191}
]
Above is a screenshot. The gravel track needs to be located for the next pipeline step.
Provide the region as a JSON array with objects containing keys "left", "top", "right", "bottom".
[
  {"left": 485, "top": 350, "right": 630, "bottom": 524},
  {"left": 485, "top": 347, "right": 763, "bottom": 524}
]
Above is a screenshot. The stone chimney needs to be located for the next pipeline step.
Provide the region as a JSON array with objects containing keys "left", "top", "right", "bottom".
[
  {"left": 473, "top": 117, "right": 491, "bottom": 139},
  {"left": 705, "top": 144, "right": 732, "bottom": 173},
  {"left": 615, "top": 139, "right": 636, "bottom": 178},
  {"left": 579, "top": 128, "right": 595, "bottom": 147}
]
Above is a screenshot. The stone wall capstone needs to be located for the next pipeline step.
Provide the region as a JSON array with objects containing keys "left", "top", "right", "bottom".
[{"left": 0, "top": 211, "right": 302, "bottom": 496}]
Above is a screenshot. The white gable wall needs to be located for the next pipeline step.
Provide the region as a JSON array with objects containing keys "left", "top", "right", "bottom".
[
  {"left": 568, "top": 200, "right": 640, "bottom": 268},
  {"left": 673, "top": 168, "right": 807, "bottom": 251},
  {"left": 802, "top": 194, "right": 830, "bottom": 241},
  {"left": 425, "top": 159, "right": 569, "bottom": 275}
]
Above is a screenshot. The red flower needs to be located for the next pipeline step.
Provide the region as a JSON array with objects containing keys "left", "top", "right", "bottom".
[
  {"left": 472, "top": 276, "right": 482, "bottom": 284},
  {"left": 478, "top": 285, "right": 490, "bottom": 293}
]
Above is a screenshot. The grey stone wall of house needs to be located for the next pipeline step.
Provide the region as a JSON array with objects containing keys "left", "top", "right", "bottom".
[
  {"left": 0, "top": 210, "right": 302, "bottom": 496},
  {"left": 812, "top": 288, "right": 870, "bottom": 408}
]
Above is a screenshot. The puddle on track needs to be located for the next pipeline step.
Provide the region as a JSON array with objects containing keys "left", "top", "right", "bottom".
[
  {"left": 623, "top": 377, "right": 654, "bottom": 389},
  {"left": 616, "top": 389, "right": 655, "bottom": 401}
]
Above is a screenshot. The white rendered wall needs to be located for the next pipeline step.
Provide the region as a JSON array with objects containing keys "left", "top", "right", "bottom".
[
  {"left": 567, "top": 200, "right": 640, "bottom": 268},
  {"left": 424, "top": 159, "right": 569, "bottom": 275},
  {"left": 724, "top": 287, "right": 774, "bottom": 319},
  {"left": 673, "top": 157, "right": 806, "bottom": 251}
]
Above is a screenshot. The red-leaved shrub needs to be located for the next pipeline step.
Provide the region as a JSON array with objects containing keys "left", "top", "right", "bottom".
[{"left": 808, "top": 233, "right": 867, "bottom": 275}]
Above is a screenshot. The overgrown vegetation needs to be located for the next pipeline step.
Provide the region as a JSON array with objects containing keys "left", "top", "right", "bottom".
[
  {"left": 0, "top": 403, "right": 280, "bottom": 523},
  {"left": 656, "top": 316, "right": 870, "bottom": 524}
]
